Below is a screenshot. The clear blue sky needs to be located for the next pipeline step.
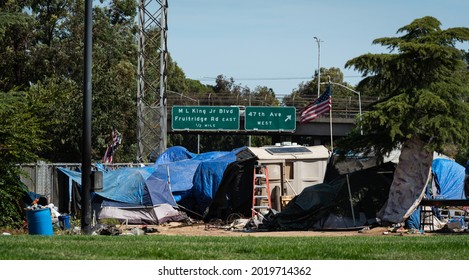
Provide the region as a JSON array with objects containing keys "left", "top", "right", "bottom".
[{"left": 168, "top": 0, "right": 469, "bottom": 98}]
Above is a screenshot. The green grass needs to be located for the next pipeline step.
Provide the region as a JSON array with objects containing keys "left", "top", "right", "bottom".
[{"left": 1, "top": 234, "right": 469, "bottom": 260}]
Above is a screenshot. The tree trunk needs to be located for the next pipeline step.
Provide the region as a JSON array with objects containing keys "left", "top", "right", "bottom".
[{"left": 378, "top": 137, "right": 433, "bottom": 224}]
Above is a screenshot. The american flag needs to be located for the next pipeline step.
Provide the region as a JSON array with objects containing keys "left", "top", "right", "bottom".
[
  {"left": 102, "top": 128, "right": 122, "bottom": 163},
  {"left": 300, "top": 85, "right": 332, "bottom": 123}
]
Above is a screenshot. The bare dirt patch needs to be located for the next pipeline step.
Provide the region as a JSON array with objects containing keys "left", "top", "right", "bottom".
[{"left": 140, "top": 221, "right": 426, "bottom": 237}]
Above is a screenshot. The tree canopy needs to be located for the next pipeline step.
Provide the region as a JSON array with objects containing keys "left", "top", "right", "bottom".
[
  {"left": 339, "top": 16, "right": 469, "bottom": 159},
  {"left": 1, "top": 0, "right": 281, "bottom": 164},
  {"left": 0, "top": 91, "right": 46, "bottom": 228},
  {"left": 282, "top": 67, "right": 354, "bottom": 107},
  {"left": 0, "top": 0, "right": 139, "bottom": 228},
  {"left": 338, "top": 16, "right": 469, "bottom": 224},
  {"left": 0, "top": 0, "right": 141, "bottom": 162}
]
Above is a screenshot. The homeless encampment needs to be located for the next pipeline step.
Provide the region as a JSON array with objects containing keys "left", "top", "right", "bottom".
[
  {"left": 57, "top": 146, "right": 258, "bottom": 224},
  {"left": 264, "top": 148, "right": 468, "bottom": 231}
]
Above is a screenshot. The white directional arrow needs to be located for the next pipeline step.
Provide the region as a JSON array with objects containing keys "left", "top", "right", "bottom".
[{"left": 285, "top": 115, "right": 292, "bottom": 122}]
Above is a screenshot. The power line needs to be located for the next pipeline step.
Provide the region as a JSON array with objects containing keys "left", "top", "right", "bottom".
[{"left": 198, "top": 76, "right": 362, "bottom": 82}]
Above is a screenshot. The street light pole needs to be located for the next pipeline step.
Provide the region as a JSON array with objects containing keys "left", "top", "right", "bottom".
[
  {"left": 81, "top": 0, "right": 93, "bottom": 235},
  {"left": 322, "top": 81, "right": 363, "bottom": 135},
  {"left": 314, "top": 37, "right": 321, "bottom": 98}
]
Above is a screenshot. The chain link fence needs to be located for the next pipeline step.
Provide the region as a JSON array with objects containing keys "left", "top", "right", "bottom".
[{"left": 19, "top": 162, "right": 148, "bottom": 206}]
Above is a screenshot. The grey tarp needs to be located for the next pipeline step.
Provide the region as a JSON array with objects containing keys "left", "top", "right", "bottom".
[
  {"left": 267, "top": 183, "right": 343, "bottom": 230},
  {"left": 266, "top": 161, "right": 395, "bottom": 230},
  {"left": 378, "top": 138, "right": 433, "bottom": 224}
]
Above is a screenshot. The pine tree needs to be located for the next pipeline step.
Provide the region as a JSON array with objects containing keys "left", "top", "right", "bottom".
[{"left": 340, "top": 16, "right": 469, "bottom": 223}]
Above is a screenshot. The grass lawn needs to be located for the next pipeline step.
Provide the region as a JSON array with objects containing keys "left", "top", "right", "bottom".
[{"left": 1, "top": 234, "right": 469, "bottom": 260}]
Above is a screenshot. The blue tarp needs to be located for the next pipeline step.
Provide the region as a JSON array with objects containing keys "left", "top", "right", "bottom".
[
  {"left": 154, "top": 146, "right": 196, "bottom": 165},
  {"left": 406, "top": 208, "right": 421, "bottom": 229},
  {"left": 58, "top": 146, "right": 247, "bottom": 214},
  {"left": 58, "top": 167, "right": 82, "bottom": 186},
  {"left": 97, "top": 165, "right": 158, "bottom": 205},
  {"left": 431, "top": 158, "right": 466, "bottom": 199},
  {"left": 406, "top": 158, "right": 467, "bottom": 229},
  {"left": 57, "top": 165, "right": 175, "bottom": 206},
  {"left": 150, "top": 149, "right": 236, "bottom": 203},
  {"left": 192, "top": 148, "right": 244, "bottom": 213}
]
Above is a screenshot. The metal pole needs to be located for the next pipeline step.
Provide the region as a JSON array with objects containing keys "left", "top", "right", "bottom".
[
  {"left": 248, "top": 94, "right": 252, "bottom": 146},
  {"left": 166, "top": 164, "right": 171, "bottom": 187},
  {"left": 159, "top": 0, "right": 168, "bottom": 154},
  {"left": 136, "top": 0, "right": 145, "bottom": 162},
  {"left": 328, "top": 82, "right": 333, "bottom": 152},
  {"left": 358, "top": 92, "right": 363, "bottom": 135},
  {"left": 81, "top": 0, "right": 92, "bottom": 235},
  {"left": 198, "top": 100, "right": 200, "bottom": 154},
  {"left": 314, "top": 37, "right": 321, "bottom": 98},
  {"left": 346, "top": 174, "right": 357, "bottom": 227}
]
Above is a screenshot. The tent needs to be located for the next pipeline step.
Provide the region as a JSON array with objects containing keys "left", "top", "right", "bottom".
[
  {"left": 151, "top": 149, "right": 234, "bottom": 202},
  {"left": 264, "top": 149, "right": 469, "bottom": 231},
  {"left": 57, "top": 165, "right": 184, "bottom": 224},
  {"left": 145, "top": 146, "right": 259, "bottom": 218},
  {"left": 94, "top": 169, "right": 183, "bottom": 225},
  {"left": 266, "top": 182, "right": 343, "bottom": 230},
  {"left": 56, "top": 146, "right": 258, "bottom": 224},
  {"left": 58, "top": 165, "right": 177, "bottom": 207}
]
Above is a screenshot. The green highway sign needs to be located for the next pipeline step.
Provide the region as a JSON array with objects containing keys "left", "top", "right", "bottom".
[
  {"left": 245, "top": 106, "right": 296, "bottom": 131},
  {"left": 172, "top": 106, "right": 240, "bottom": 131}
]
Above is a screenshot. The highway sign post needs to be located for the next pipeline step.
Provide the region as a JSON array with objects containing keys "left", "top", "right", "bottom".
[
  {"left": 245, "top": 106, "right": 296, "bottom": 131},
  {"left": 172, "top": 106, "right": 240, "bottom": 131}
]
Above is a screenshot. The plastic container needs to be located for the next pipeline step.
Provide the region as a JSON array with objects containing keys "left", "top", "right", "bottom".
[
  {"left": 58, "top": 215, "right": 71, "bottom": 230},
  {"left": 26, "top": 208, "right": 54, "bottom": 236}
]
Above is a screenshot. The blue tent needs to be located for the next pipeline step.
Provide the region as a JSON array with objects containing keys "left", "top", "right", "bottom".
[
  {"left": 151, "top": 149, "right": 233, "bottom": 201},
  {"left": 57, "top": 146, "right": 255, "bottom": 220},
  {"left": 149, "top": 147, "right": 250, "bottom": 215}
]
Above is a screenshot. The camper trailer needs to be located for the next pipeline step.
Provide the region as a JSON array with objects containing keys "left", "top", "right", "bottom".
[{"left": 248, "top": 143, "right": 330, "bottom": 211}]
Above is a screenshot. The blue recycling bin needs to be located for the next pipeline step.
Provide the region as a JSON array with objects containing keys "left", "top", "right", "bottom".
[
  {"left": 26, "top": 208, "right": 54, "bottom": 236},
  {"left": 58, "top": 215, "right": 71, "bottom": 230}
]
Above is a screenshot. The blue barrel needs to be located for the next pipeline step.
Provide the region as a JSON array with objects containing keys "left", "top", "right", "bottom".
[
  {"left": 26, "top": 208, "right": 54, "bottom": 236},
  {"left": 58, "top": 215, "right": 71, "bottom": 230}
]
